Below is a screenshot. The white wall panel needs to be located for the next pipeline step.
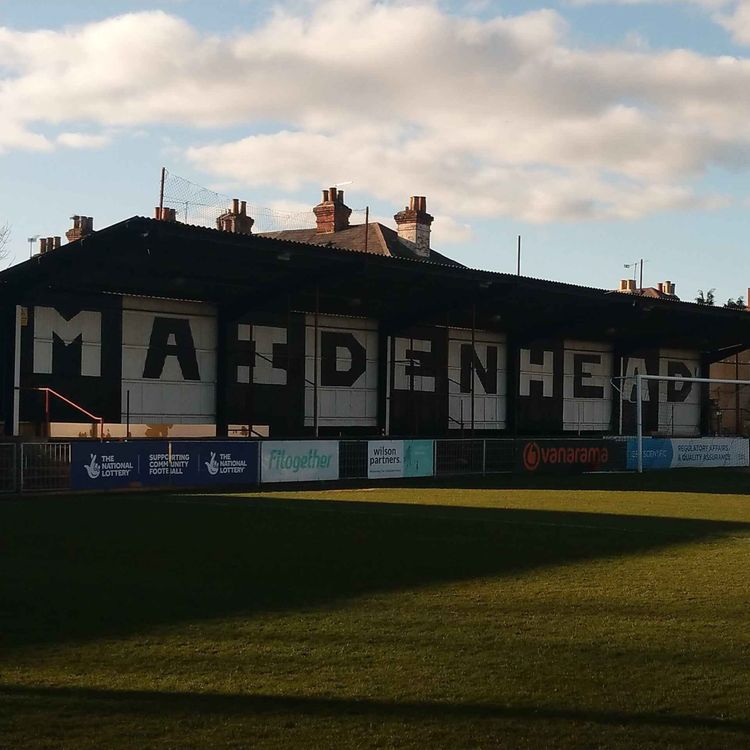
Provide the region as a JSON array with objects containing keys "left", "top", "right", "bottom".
[
  {"left": 658, "top": 349, "right": 701, "bottom": 436},
  {"left": 448, "top": 329, "right": 506, "bottom": 429},
  {"left": 33, "top": 307, "right": 102, "bottom": 377},
  {"left": 304, "top": 315, "right": 378, "bottom": 427},
  {"left": 121, "top": 297, "right": 217, "bottom": 424},
  {"left": 563, "top": 340, "right": 613, "bottom": 431}
]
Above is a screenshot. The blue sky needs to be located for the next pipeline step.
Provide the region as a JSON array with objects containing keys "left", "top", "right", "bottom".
[{"left": 1, "top": 0, "right": 750, "bottom": 304}]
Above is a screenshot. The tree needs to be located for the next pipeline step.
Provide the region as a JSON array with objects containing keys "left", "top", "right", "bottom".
[
  {"left": 0, "top": 222, "right": 9, "bottom": 262},
  {"left": 695, "top": 288, "right": 715, "bottom": 305},
  {"left": 724, "top": 296, "right": 746, "bottom": 310}
]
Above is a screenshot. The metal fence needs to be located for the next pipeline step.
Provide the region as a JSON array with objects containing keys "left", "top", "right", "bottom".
[
  {"left": 20, "top": 443, "right": 71, "bottom": 492},
  {"left": 339, "top": 438, "right": 515, "bottom": 480},
  {"left": 0, "top": 444, "right": 17, "bottom": 493}
]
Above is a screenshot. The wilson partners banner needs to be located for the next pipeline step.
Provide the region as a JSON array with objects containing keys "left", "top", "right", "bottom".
[{"left": 367, "top": 440, "right": 434, "bottom": 480}]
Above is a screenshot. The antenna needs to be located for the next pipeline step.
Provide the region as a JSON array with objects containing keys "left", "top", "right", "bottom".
[
  {"left": 27, "top": 235, "right": 39, "bottom": 259},
  {"left": 624, "top": 259, "right": 648, "bottom": 290},
  {"left": 334, "top": 181, "right": 353, "bottom": 188}
]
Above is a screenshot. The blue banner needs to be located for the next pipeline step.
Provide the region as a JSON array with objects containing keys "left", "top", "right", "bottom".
[
  {"left": 71, "top": 441, "right": 259, "bottom": 490},
  {"left": 626, "top": 439, "right": 673, "bottom": 470},
  {"left": 627, "top": 438, "right": 749, "bottom": 470},
  {"left": 71, "top": 443, "right": 141, "bottom": 489}
]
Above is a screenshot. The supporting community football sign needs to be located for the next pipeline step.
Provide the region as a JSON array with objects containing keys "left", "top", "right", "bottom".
[{"left": 70, "top": 441, "right": 259, "bottom": 489}]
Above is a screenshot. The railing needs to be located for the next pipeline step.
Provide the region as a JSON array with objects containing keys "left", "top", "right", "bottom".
[
  {"left": 20, "top": 442, "right": 72, "bottom": 492},
  {"left": 0, "top": 444, "right": 17, "bottom": 493},
  {"left": 4, "top": 434, "right": 746, "bottom": 494}
]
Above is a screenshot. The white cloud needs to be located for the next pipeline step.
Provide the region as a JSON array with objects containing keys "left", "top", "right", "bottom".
[
  {"left": 1, "top": 3, "right": 749, "bottom": 222},
  {"left": 56, "top": 132, "right": 111, "bottom": 149}
]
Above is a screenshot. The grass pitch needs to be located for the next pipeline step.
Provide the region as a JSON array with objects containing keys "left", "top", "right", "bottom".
[{"left": 1, "top": 471, "right": 749, "bottom": 748}]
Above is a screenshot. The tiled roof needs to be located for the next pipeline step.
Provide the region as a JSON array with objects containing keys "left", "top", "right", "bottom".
[{"left": 259, "top": 222, "right": 463, "bottom": 266}]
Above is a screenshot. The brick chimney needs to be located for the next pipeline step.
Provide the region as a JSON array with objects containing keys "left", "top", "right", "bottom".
[
  {"left": 154, "top": 207, "right": 177, "bottom": 222},
  {"left": 216, "top": 199, "right": 254, "bottom": 235},
  {"left": 313, "top": 187, "right": 351, "bottom": 234},
  {"left": 618, "top": 279, "right": 636, "bottom": 292},
  {"left": 394, "top": 196, "right": 433, "bottom": 258},
  {"left": 65, "top": 215, "right": 94, "bottom": 243},
  {"left": 39, "top": 236, "right": 61, "bottom": 254}
]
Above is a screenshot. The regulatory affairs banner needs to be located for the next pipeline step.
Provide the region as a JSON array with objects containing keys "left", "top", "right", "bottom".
[{"left": 627, "top": 437, "right": 750, "bottom": 470}]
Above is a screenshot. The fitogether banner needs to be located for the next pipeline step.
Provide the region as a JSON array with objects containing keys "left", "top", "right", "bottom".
[
  {"left": 367, "top": 440, "right": 434, "bottom": 479},
  {"left": 261, "top": 440, "right": 339, "bottom": 483},
  {"left": 71, "top": 441, "right": 259, "bottom": 489},
  {"left": 627, "top": 437, "right": 750, "bottom": 470}
]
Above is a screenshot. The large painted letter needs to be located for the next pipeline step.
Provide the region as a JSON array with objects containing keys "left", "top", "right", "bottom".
[
  {"left": 563, "top": 341, "right": 612, "bottom": 431},
  {"left": 448, "top": 329, "right": 506, "bottom": 429},
  {"left": 33, "top": 307, "right": 101, "bottom": 377},
  {"left": 122, "top": 298, "right": 216, "bottom": 423},
  {"left": 519, "top": 348, "right": 554, "bottom": 397},
  {"left": 305, "top": 315, "right": 378, "bottom": 427}
]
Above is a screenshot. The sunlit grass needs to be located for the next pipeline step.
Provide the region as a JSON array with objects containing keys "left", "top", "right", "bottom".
[{"left": 2, "top": 473, "right": 749, "bottom": 748}]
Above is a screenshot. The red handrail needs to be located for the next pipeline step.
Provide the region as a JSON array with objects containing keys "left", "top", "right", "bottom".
[{"left": 30, "top": 387, "right": 104, "bottom": 440}]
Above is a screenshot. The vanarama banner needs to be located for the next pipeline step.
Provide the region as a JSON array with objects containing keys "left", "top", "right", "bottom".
[
  {"left": 261, "top": 440, "right": 339, "bottom": 483},
  {"left": 518, "top": 439, "right": 625, "bottom": 473}
]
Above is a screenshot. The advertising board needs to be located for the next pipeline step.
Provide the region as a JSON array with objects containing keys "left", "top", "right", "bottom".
[
  {"left": 367, "top": 440, "right": 434, "bottom": 479},
  {"left": 517, "top": 439, "right": 625, "bottom": 473},
  {"left": 261, "top": 440, "right": 339, "bottom": 483},
  {"left": 70, "top": 441, "right": 259, "bottom": 489},
  {"left": 626, "top": 438, "right": 750, "bottom": 470}
]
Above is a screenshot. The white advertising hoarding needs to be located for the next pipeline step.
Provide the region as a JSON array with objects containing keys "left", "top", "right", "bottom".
[
  {"left": 261, "top": 440, "right": 339, "bottom": 483},
  {"left": 368, "top": 440, "right": 404, "bottom": 479}
]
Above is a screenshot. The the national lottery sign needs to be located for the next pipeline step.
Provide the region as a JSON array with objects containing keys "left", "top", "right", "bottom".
[{"left": 71, "top": 441, "right": 259, "bottom": 489}]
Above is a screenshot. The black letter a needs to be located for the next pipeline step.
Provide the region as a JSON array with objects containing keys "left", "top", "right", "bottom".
[{"left": 143, "top": 317, "right": 200, "bottom": 380}]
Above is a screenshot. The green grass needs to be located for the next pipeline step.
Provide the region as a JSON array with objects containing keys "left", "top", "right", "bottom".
[{"left": 2, "top": 470, "right": 749, "bottom": 748}]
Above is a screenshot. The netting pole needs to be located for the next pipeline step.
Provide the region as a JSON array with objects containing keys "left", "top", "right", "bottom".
[
  {"left": 159, "top": 167, "right": 166, "bottom": 213},
  {"left": 636, "top": 374, "right": 643, "bottom": 473}
]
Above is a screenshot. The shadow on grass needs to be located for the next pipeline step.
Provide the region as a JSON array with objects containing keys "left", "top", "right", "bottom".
[
  {"left": 1, "top": 494, "right": 748, "bottom": 649},
  {"left": 1, "top": 684, "right": 748, "bottom": 736},
  {"left": 336, "top": 467, "right": 750, "bottom": 495}
]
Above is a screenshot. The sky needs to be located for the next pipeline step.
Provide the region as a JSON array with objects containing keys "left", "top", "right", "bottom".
[{"left": 1, "top": 0, "right": 750, "bottom": 304}]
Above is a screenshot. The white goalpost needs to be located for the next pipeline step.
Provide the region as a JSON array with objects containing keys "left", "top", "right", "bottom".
[{"left": 633, "top": 374, "right": 750, "bottom": 473}]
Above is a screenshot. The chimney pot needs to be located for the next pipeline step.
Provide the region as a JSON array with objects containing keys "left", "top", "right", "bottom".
[
  {"left": 240, "top": 200, "right": 247, "bottom": 215},
  {"left": 314, "top": 185, "right": 352, "bottom": 233},
  {"left": 66, "top": 214, "right": 94, "bottom": 243},
  {"left": 657, "top": 282, "right": 664, "bottom": 293},
  {"left": 394, "top": 195, "right": 433, "bottom": 258},
  {"left": 232, "top": 198, "right": 239, "bottom": 213}
]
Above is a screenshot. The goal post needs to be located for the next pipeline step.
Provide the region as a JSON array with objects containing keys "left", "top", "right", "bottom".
[{"left": 633, "top": 374, "right": 750, "bottom": 473}]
